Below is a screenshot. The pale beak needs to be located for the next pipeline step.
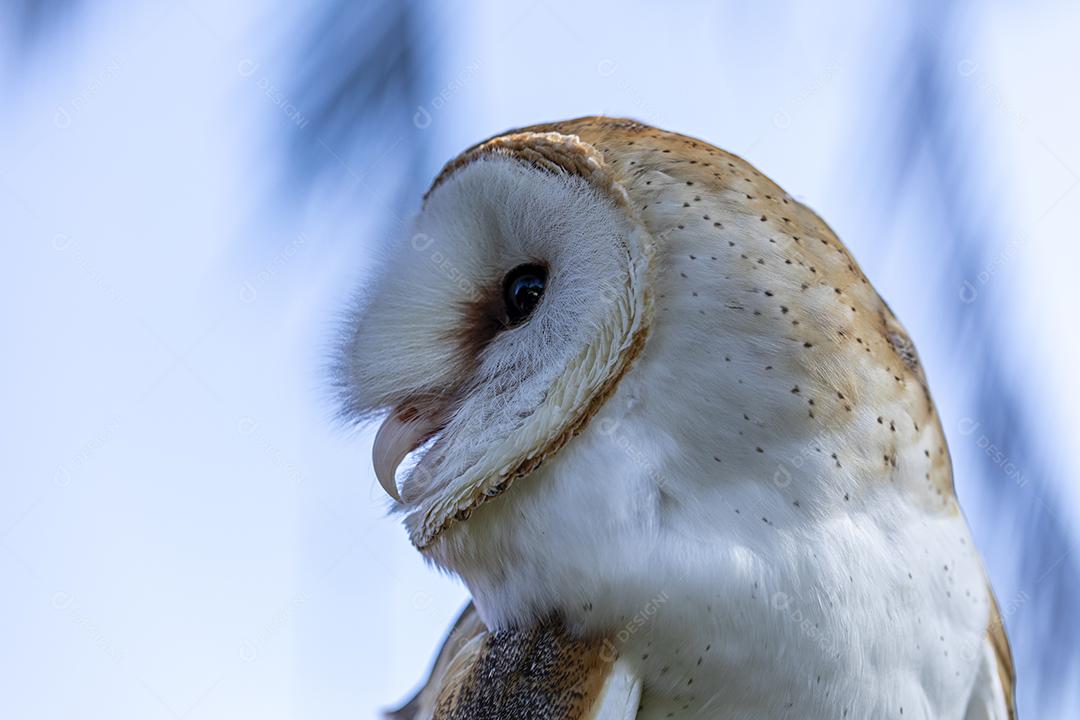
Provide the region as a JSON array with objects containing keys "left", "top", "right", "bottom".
[{"left": 372, "top": 409, "right": 438, "bottom": 502}]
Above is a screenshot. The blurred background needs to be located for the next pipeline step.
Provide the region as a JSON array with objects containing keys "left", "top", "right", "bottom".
[{"left": 2, "top": 1, "right": 1078, "bottom": 718}]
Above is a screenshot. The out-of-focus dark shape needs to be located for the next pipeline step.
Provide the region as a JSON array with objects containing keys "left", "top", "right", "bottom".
[
  {"left": 863, "top": 2, "right": 1079, "bottom": 715},
  {"left": 3, "top": 0, "right": 83, "bottom": 53},
  {"left": 285, "top": 0, "right": 434, "bottom": 225}
]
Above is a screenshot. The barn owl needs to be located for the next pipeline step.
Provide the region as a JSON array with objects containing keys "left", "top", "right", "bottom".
[{"left": 340, "top": 118, "right": 1015, "bottom": 719}]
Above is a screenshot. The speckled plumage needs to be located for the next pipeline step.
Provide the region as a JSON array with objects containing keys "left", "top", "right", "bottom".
[
  {"left": 346, "top": 118, "right": 1015, "bottom": 719},
  {"left": 390, "top": 605, "right": 640, "bottom": 720}
]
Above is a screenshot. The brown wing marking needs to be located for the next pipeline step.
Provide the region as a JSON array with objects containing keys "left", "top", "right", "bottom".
[
  {"left": 430, "top": 617, "right": 618, "bottom": 720},
  {"left": 386, "top": 602, "right": 487, "bottom": 720}
]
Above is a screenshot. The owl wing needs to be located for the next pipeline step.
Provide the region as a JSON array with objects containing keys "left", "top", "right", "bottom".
[
  {"left": 964, "top": 583, "right": 1017, "bottom": 719},
  {"left": 386, "top": 603, "right": 488, "bottom": 720},
  {"left": 386, "top": 603, "right": 642, "bottom": 720}
]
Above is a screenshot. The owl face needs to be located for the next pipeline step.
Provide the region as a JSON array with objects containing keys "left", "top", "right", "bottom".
[{"left": 341, "top": 133, "right": 654, "bottom": 548}]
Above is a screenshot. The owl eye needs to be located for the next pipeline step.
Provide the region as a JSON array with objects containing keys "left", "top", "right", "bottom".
[{"left": 502, "top": 264, "right": 547, "bottom": 325}]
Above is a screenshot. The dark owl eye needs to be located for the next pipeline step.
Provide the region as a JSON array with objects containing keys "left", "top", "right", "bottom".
[{"left": 503, "top": 264, "right": 547, "bottom": 325}]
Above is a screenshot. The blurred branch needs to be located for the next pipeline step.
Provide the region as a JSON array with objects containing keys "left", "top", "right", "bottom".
[
  {"left": 4, "top": 0, "right": 83, "bottom": 53},
  {"left": 285, "top": 0, "right": 432, "bottom": 220}
]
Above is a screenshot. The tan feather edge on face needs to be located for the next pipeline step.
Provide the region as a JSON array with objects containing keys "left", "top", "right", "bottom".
[
  {"left": 425, "top": 131, "right": 634, "bottom": 214},
  {"left": 424, "top": 326, "right": 651, "bottom": 540},
  {"left": 410, "top": 131, "right": 654, "bottom": 550}
]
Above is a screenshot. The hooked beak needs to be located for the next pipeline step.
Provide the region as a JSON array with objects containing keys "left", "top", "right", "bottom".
[{"left": 372, "top": 408, "right": 442, "bottom": 502}]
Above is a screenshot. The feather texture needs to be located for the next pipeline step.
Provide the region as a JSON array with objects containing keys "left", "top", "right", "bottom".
[
  {"left": 350, "top": 118, "right": 1015, "bottom": 718},
  {"left": 389, "top": 604, "right": 641, "bottom": 720}
]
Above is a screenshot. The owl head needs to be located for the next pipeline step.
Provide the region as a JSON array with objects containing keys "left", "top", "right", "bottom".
[
  {"left": 340, "top": 118, "right": 945, "bottom": 582},
  {"left": 340, "top": 128, "right": 655, "bottom": 549}
]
